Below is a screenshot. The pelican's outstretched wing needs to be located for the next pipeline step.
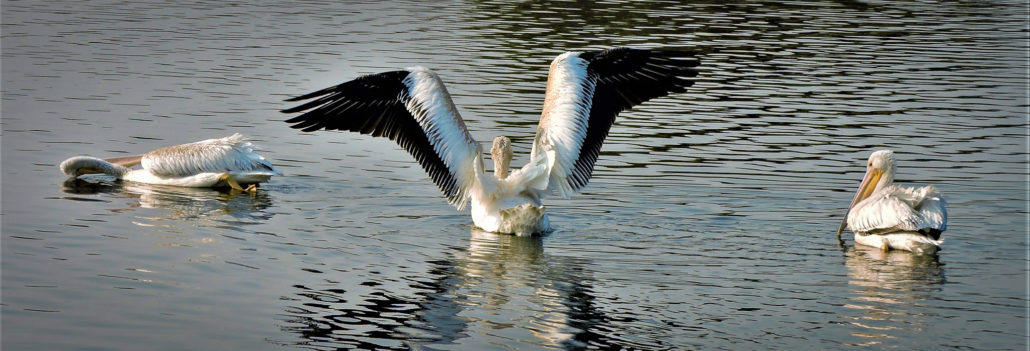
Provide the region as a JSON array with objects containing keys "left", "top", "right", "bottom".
[
  {"left": 281, "top": 67, "right": 481, "bottom": 209},
  {"left": 141, "top": 133, "right": 280, "bottom": 177},
  {"left": 531, "top": 48, "right": 700, "bottom": 198}
]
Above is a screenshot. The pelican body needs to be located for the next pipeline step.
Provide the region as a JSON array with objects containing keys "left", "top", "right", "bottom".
[
  {"left": 837, "top": 150, "right": 947, "bottom": 254},
  {"left": 60, "top": 134, "right": 281, "bottom": 190},
  {"left": 282, "top": 48, "right": 700, "bottom": 235}
]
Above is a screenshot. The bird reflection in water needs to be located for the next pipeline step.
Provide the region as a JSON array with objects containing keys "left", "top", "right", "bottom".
[
  {"left": 842, "top": 245, "right": 944, "bottom": 346},
  {"left": 60, "top": 177, "right": 275, "bottom": 224},
  {"left": 278, "top": 229, "right": 636, "bottom": 350}
]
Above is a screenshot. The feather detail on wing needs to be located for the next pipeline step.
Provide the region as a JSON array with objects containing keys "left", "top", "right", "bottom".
[
  {"left": 532, "top": 52, "right": 594, "bottom": 198},
  {"left": 141, "top": 133, "right": 280, "bottom": 177},
  {"left": 913, "top": 185, "right": 947, "bottom": 236},
  {"left": 281, "top": 67, "right": 481, "bottom": 209},
  {"left": 531, "top": 48, "right": 700, "bottom": 198},
  {"left": 847, "top": 185, "right": 947, "bottom": 236},
  {"left": 507, "top": 149, "right": 553, "bottom": 195},
  {"left": 103, "top": 155, "right": 143, "bottom": 168}
]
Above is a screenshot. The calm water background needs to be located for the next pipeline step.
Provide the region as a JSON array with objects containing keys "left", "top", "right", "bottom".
[{"left": 2, "top": 1, "right": 1027, "bottom": 350}]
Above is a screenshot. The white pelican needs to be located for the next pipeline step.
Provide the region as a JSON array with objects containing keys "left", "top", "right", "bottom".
[
  {"left": 837, "top": 150, "right": 947, "bottom": 254},
  {"left": 282, "top": 48, "right": 699, "bottom": 235},
  {"left": 60, "top": 133, "right": 281, "bottom": 191}
]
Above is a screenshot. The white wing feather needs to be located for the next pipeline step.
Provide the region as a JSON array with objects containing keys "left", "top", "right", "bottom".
[
  {"left": 141, "top": 134, "right": 279, "bottom": 177},
  {"left": 402, "top": 67, "right": 481, "bottom": 208},
  {"left": 913, "top": 185, "right": 947, "bottom": 232},
  {"left": 847, "top": 185, "right": 947, "bottom": 234},
  {"left": 531, "top": 52, "right": 595, "bottom": 198}
]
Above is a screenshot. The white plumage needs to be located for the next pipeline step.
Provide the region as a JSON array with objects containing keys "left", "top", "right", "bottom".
[
  {"left": 837, "top": 150, "right": 947, "bottom": 254},
  {"left": 534, "top": 52, "right": 596, "bottom": 198},
  {"left": 60, "top": 134, "right": 281, "bottom": 190},
  {"left": 402, "top": 67, "right": 482, "bottom": 209},
  {"left": 282, "top": 48, "right": 699, "bottom": 235}
]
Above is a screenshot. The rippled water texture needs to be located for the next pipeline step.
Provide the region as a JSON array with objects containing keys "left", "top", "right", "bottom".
[{"left": 3, "top": 1, "right": 1027, "bottom": 350}]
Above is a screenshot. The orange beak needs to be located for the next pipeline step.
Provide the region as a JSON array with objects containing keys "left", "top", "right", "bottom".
[{"left": 837, "top": 167, "right": 883, "bottom": 235}]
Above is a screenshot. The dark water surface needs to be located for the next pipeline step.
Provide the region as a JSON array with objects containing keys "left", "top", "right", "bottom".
[{"left": 3, "top": 1, "right": 1027, "bottom": 350}]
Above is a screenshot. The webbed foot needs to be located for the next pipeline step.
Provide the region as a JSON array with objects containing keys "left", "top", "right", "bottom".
[{"left": 219, "top": 173, "right": 245, "bottom": 191}]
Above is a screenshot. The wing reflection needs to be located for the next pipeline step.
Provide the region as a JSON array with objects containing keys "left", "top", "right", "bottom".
[
  {"left": 842, "top": 245, "right": 944, "bottom": 346},
  {"left": 60, "top": 177, "right": 275, "bottom": 223},
  {"left": 278, "top": 229, "right": 633, "bottom": 350}
]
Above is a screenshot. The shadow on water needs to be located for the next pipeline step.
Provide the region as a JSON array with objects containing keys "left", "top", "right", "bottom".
[
  {"left": 840, "top": 245, "right": 944, "bottom": 347},
  {"left": 277, "top": 229, "right": 649, "bottom": 350},
  {"left": 60, "top": 177, "right": 275, "bottom": 223}
]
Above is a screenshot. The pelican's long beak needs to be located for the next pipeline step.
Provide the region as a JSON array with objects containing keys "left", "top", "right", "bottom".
[{"left": 837, "top": 167, "right": 883, "bottom": 236}]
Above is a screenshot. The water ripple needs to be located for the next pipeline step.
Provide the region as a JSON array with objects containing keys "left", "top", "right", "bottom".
[{"left": 2, "top": 0, "right": 1026, "bottom": 350}]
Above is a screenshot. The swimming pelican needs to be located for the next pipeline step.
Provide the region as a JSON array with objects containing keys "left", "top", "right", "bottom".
[
  {"left": 837, "top": 150, "right": 947, "bottom": 254},
  {"left": 60, "top": 133, "right": 281, "bottom": 191},
  {"left": 282, "top": 47, "right": 700, "bottom": 235}
]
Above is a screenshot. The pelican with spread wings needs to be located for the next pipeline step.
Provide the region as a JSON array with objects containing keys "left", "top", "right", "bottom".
[{"left": 282, "top": 48, "right": 700, "bottom": 235}]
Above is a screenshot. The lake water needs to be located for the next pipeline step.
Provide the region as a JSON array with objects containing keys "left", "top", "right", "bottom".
[{"left": 2, "top": 1, "right": 1027, "bottom": 350}]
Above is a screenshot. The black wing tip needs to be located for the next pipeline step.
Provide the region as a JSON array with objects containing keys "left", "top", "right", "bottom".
[
  {"left": 647, "top": 51, "right": 701, "bottom": 66},
  {"left": 283, "top": 115, "right": 307, "bottom": 123},
  {"left": 590, "top": 47, "right": 699, "bottom": 58},
  {"left": 281, "top": 85, "right": 338, "bottom": 104},
  {"left": 283, "top": 115, "right": 323, "bottom": 131},
  {"left": 581, "top": 47, "right": 701, "bottom": 72},
  {"left": 280, "top": 70, "right": 415, "bottom": 131},
  {"left": 280, "top": 69, "right": 413, "bottom": 111}
]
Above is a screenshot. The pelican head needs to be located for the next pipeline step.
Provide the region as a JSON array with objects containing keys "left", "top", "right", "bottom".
[
  {"left": 490, "top": 136, "right": 513, "bottom": 179},
  {"left": 837, "top": 150, "right": 897, "bottom": 235},
  {"left": 60, "top": 156, "right": 130, "bottom": 178}
]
